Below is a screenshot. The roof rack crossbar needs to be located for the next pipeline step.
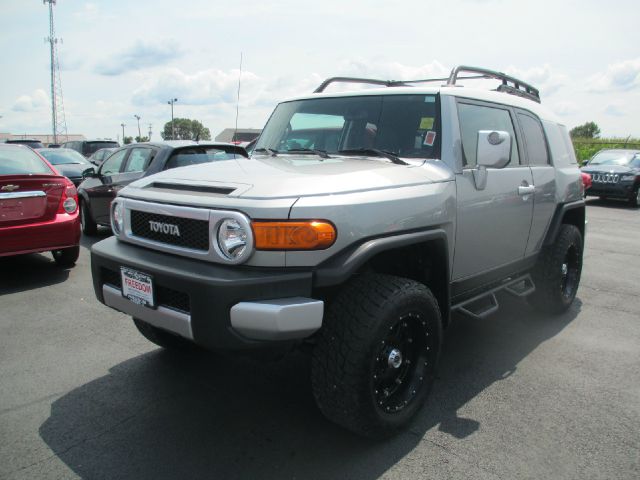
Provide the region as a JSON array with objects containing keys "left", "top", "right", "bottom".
[
  {"left": 313, "top": 77, "right": 409, "bottom": 93},
  {"left": 446, "top": 65, "right": 541, "bottom": 103}
]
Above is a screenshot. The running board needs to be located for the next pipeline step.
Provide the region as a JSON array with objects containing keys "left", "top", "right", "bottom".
[{"left": 452, "top": 274, "right": 535, "bottom": 320}]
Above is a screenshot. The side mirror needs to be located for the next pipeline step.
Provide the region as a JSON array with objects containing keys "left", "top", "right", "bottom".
[
  {"left": 473, "top": 130, "right": 511, "bottom": 190},
  {"left": 82, "top": 167, "right": 97, "bottom": 179}
]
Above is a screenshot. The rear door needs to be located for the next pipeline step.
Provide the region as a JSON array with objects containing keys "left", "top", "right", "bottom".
[
  {"left": 87, "top": 148, "right": 129, "bottom": 224},
  {"left": 452, "top": 99, "right": 534, "bottom": 281}
]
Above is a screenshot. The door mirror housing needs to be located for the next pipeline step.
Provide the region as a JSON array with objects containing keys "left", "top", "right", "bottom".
[
  {"left": 82, "top": 167, "right": 97, "bottom": 179},
  {"left": 476, "top": 130, "right": 511, "bottom": 169}
]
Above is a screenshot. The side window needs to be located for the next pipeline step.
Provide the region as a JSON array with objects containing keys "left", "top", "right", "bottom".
[
  {"left": 518, "top": 113, "right": 549, "bottom": 165},
  {"left": 457, "top": 102, "right": 519, "bottom": 167},
  {"left": 123, "top": 148, "right": 153, "bottom": 173},
  {"left": 100, "top": 149, "right": 127, "bottom": 176}
]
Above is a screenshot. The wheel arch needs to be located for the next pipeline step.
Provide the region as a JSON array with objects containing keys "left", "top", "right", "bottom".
[{"left": 543, "top": 200, "right": 585, "bottom": 246}]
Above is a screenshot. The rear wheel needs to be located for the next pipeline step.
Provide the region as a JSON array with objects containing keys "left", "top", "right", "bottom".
[
  {"left": 80, "top": 199, "right": 97, "bottom": 235},
  {"left": 133, "top": 318, "right": 196, "bottom": 350},
  {"left": 529, "top": 224, "right": 583, "bottom": 314},
  {"left": 52, "top": 246, "right": 80, "bottom": 268},
  {"left": 311, "top": 274, "right": 442, "bottom": 438}
]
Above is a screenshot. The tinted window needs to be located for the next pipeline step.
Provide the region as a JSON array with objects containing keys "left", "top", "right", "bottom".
[
  {"left": 0, "top": 147, "right": 54, "bottom": 175},
  {"left": 100, "top": 149, "right": 127, "bottom": 175},
  {"left": 40, "top": 149, "right": 91, "bottom": 165},
  {"left": 84, "top": 141, "right": 119, "bottom": 155},
  {"left": 518, "top": 113, "right": 549, "bottom": 165},
  {"left": 458, "top": 103, "right": 519, "bottom": 167},
  {"left": 255, "top": 94, "right": 441, "bottom": 159},
  {"left": 124, "top": 148, "right": 153, "bottom": 173}
]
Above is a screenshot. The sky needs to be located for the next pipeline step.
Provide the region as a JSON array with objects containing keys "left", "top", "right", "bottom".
[{"left": 1, "top": 0, "right": 639, "bottom": 141}]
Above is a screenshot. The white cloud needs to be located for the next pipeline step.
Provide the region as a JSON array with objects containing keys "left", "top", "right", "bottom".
[
  {"left": 604, "top": 104, "right": 625, "bottom": 117},
  {"left": 95, "top": 40, "right": 183, "bottom": 76},
  {"left": 12, "top": 89, "right": 49, "bottom": 112},
  {"left": 587, "top": 58, "right": 640, "bottom": 92},
  {"left": 550, "top": 101, "right": 579, "bottom": 116},
  {"left": 504, "top": 64, "right": 568, "bottom": 97}
]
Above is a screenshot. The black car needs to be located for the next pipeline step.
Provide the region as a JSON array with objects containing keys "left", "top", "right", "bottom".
[
  {"left": 581, "top": 149, "right": 640, "bottom": 207},
  {"left": 38, "top": 148, "right": 96, "bottom": 186},
  {"left": 77, "top": 141, "right": 247, "bottom": 235},
  {"left": 61, "top": 139, "right": 120, "bottom": 158},
  {"left": 5, "top": 139, "right": 45, "bottom": 149}
]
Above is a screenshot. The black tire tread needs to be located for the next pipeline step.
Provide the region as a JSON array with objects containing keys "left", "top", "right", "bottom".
[
  {"left": 311, "top": 273, "right": 441, "bottom": 438},
  {"left": 80, "top": 200, "right": 98, "bottom": 235},
  {"left": 52, "top": 246, "right": 80, "bottom": 268}
]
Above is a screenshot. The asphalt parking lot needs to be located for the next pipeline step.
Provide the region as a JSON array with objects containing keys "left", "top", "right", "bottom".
[{"left": 1, "top": 198, "right": 638, "bottom": 480}]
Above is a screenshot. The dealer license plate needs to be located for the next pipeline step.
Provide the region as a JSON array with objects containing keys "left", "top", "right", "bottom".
[{"left": 121, "top": 267, "right": 155, "bottom": 308}]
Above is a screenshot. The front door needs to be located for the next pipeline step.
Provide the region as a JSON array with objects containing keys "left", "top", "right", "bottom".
[{"left": 452, "top": 100, "right": 534, "bottom": 281}]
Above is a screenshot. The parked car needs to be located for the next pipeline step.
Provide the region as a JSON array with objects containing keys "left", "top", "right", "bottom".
[
  {"left": 581, "top": 149, "right": 640, "bottom": 207},
  {"left": 580, "top": 171, "right": 592, "bottom": 195},
  {"left": 78, "top": 141, "right": 247, "bottom": 235},
  {"left": 4, "top": 139, "right": 44, "bottom": 149},
  {"left": 38, "top": 148, "right": 96, "bottom": 186},
  {"left": 0, "top": 144, "right": 80, "bottom": 266},
  {"left": 89, "top": 66, "right": 586, "bottom": 437},
  {"left": 88, "top": 147, "right": 117, "bottom": 166},
  {"left": 61, "top": 139, "right": 120, "bottom": 158}
]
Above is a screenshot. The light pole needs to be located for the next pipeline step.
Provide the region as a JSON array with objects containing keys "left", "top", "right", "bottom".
[
  {"left": 167, "top": 98, "right": 178, "bottom": 139},
  {"left": 148, "top": 123, "right": 153, "bottom": 141},
  {"left": 120, "top": 123, "right": 126, "bottom": 143},
  {"left": 134, "top": 114, "right": 141, "bottom": 140}
]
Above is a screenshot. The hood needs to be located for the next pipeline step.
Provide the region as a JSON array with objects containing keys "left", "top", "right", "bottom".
[
  {"left": 127, "top": 155, "right": 453, "bottom": 199},
  {"left": 581, "top": 164, "right": 637, "bottom": 174}
]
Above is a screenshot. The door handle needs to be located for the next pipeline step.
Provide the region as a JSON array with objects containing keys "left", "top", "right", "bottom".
[{"left": 518, "top": 185, "right": 535, "bottom": 196}]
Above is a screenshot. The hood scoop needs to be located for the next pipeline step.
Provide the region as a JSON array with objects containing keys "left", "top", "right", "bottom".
[{"left": 147, "top": 182, "right": 236, "bottom": 196}]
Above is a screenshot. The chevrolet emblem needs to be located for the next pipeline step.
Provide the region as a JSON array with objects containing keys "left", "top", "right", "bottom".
[{"left": 1, "top": 184, "right": 20, "bottom": 192}]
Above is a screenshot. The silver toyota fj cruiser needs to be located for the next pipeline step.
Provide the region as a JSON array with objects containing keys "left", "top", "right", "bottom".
[{"left": 90, "top": 66, "right": 585, "bottom": 437}]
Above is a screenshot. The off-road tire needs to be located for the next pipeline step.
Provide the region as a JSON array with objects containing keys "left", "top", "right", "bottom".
[
  {"left": 80, "top": 199, "right": 97, "bottom": 235},
  {"left": 133, "top": 318, "right": 195, "bottom": 350},
  {"left": 311, "top": 274, "right": 442, "bottom": 438},
  {"left": 529, "top": 224, "right": 583, "bottom": 314},
  {"left": 51, "top": 246, "right": 80, "bottom": 268}
]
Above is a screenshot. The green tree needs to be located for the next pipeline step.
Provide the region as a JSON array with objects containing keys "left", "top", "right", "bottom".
[
  {"left": 161, "top": 118, "right": 211, "bottom": 141},
  {"left": 123, "top": 136, "right": 134, "bottom": 145},
  {"left": 570, "top": 121, "right": 601, "bottom": 139},
  {"left": 135, "top": 136, "right": 150, "bottom": 143}
]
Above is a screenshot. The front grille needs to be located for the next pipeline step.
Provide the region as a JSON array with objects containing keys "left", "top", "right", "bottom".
[
  {"left": 591, "top": 173, "right": 619, "bottom": 184},
  {"left": 130, "top": 210, "right": 209, "bottom": 251},
  {"left": 101, "top": 267, "right": 191, "bottom": 313}
]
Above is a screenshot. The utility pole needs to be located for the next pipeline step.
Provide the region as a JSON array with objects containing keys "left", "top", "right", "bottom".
[
  {"left": 121, "top": 123, "right": 126, "bottom": 143},
  {"left": 134, "top": 114, "right": 141, "bottom": 140},
  {"left": 167, "top": 98, "right": 178, "bottom": 139},
  {"left": 44, "top": 0, "right": 67, "bottom": 144},
  {"left": 148, "top": 123, "right": 153, "bottom": 141}
]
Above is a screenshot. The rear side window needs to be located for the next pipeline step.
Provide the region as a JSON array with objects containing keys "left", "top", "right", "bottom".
[
  {"left": 100, "top": 149, "right": 127, "bottom": 175},
  {"left": 84, "top": 142, "right": 119, "bottom": 156},
  {"left": 518, "top": 113, "right": 549, "bottom": 165},
  {"left": 0, "top": 147, "right": 54, "bottom": 175},
  {"left": 457, "top": 102, "right": 519, "bottom": 167},
  {"left": 124, "top": 148, "right": 153, "bottom": 173}
]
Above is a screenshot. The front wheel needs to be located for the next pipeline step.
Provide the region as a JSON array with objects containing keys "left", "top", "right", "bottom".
[
  {"left": 51, "top": 246, "right": 80, "bottom": 268},
  {"left": 80, "top": 199, "right": 98, "bottom": 235},
  {"left": 311, "top": 274, "right": 442, "bottom": 438},
  {"left": 629, "top": 186, "right": 640, "bottom": 208},
  {"left": 529, "top": 224, "right": 583, "bottom": 314}
]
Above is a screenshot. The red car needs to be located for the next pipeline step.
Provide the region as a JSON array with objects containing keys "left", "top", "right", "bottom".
[{"left": 0, "top": 144, "right": 80, "bottom": 267}]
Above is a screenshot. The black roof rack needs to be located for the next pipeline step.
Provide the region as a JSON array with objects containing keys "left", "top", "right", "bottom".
[{"left": 313, "top": 65, "right": 541, "bottom": 103}]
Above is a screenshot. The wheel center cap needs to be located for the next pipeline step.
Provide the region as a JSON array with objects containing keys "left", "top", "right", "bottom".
[
  {"left": 387, "top": 348, "right": 403, "bottom": 369},
  {"left": 561, "top": 263, "right": 568, "bottom": 276}
]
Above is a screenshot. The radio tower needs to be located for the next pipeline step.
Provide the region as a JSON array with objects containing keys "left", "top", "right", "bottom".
[{"left": 44, "top": 0, "right": 67, "bottom": 144}]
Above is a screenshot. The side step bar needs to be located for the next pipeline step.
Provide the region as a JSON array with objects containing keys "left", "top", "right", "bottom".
[{"left": 452, "top": 274, "right": 535, "bottom": 320}]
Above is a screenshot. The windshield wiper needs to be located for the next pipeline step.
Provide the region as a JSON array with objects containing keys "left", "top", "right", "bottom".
[
  {"left": 337, "top": 148, "right": 408, "bottom": 165},
  {"left": 286, "top": 148, "right": 331, "bottom": 159},
  {"left": 253, "top": 147, "right": 279, "bottom": 156}
]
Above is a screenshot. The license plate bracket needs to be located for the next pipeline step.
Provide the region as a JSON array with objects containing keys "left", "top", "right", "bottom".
[{"left": 120, "top": 267, "right": 155, "bottom": 308}]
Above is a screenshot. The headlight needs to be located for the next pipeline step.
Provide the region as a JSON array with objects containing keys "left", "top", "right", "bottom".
[
  {"left": 111, "top": 200, "right": 124, "bottom": 234},
  {"left": 62, "top": 197, "right": 77, "bottom": 213},
  {"left": 620, "top": 174, "right": 637, "bottom": 181},
  {"left": 217, "top": 218, "right": 249, "bottom": 260}
]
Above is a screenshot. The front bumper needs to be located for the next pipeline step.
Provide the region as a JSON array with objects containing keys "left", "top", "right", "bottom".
[
  {"left": 91, "top": 237, "right": 323, "bottom": 350},
  {"left": 586, "top": 181, "right": 635, "bottom": 199}
]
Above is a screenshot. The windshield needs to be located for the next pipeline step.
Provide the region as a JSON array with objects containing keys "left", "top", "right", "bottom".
[
  {"left": 40, "top": 149, "right": 91, "bottom": 165},
  {"left": 589, "top": 151, "right": 635, "bottom": 166},
  {"left": 85, "top": 142, "right": 119, "bottom": 155},
  {"left": 254, "top": 94, "right": 441, "bottom": 159},
  {"left": 165, "top": 147, "right": 243, "bottom": 170}
]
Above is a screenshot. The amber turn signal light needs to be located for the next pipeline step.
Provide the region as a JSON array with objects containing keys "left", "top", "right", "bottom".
[{"left": 252, "top": 220, "right": 336, "bottom": 250}]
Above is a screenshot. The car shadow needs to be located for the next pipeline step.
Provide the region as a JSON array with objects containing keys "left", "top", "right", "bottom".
[
  {"left": 0, "top": 253, "right": 70, "bottom": 295},
  {"left": 39, "top": 294, "right": 581, "bottom": 479},
  {"left": 585, "top": 196, "right": 636, "bottom": 209},
  {"left": 80, "top": 228, "right": 112, "bottom": 250}
]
